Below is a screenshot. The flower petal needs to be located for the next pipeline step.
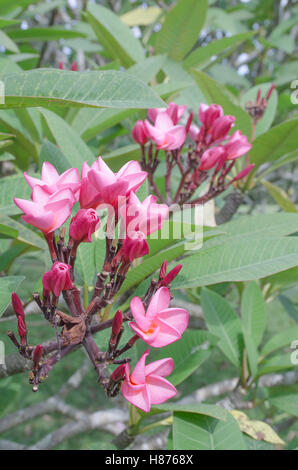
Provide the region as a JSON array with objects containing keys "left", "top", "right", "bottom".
[{"left": 146, "top": 375, "right": 177, "bottom": 405}]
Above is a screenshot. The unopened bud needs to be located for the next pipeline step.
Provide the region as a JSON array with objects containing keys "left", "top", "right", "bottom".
[
  {"left": 110, "top": 364, "right": 126, "bottom": 382},
  {"left": 159, "top": 261, "right": 167, "bottom": 281},
  {"left": 112, "top": 310, "right": 123, "bottom": 337},
  {"left": 33, "top": 345, "right": 43, "bottom": 368},
  {"left": 161, "top": 264, "right": 182, "bottom": 286}
]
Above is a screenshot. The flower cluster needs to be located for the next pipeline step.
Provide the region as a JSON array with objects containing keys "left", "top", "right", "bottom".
[
  {"left": 132, "top": 102, "right": 254, "bottom": 206},
  {"left": 10, "top": 157, "right": 188, "bottom": 412}
]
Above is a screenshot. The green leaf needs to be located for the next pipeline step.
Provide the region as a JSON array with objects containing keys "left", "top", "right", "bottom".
[
  {"left": 151, "top": 330, "right": 215, "bottom": 386},
  {"left": 0, "top": 214, "right": 46, "bottom": 250},
  {"left": 257, "top": 354, "right": 294, "bottom": 376},
  {"left": 39, "top": 140, "right": 70, "bottom": 174},
  {"left": 39, "top": 108, "right": 94, "bottom": 169},
  {"left": 7, "top": 27, "right": 86, "bottom": 42},
  {"left": 0, "top": 276, "right": 24, "bottom": 317},
  {"left": 152, "top": 0, "right": 208, "bottom": 61},
  {"left": 0, "top": 174, "right": 32, "bottom": 215},
  {"left": 278, "top": 295, "right": 298, "bottom": 323},
  {"left": 172, "top": 411, "right": 246, "bottom": 450},
  {"left": 0, "top": 30, "right": 19, "bottom": 53},
  {"left": 241, "top": 83, "right": 278, "bottom": 138},
  {"left": 0, "top": 224, "right": 18, "bottom": 238},
  {"left": 201, "top": 288, "right": 243, "bottom": 368},
  {"left": 192, "top": 69, "right": 252, "bottom": 138},
  {"left": 153, "top": 403, "right": 227, "bottom": 421},
  {"left": 260, "top": 326, "right": 298, "bottom": 359},
  {"left": 250, "top": 119, "right": 298, "bottom": 169},
  {"left": 0, "top": 18, "right": 20, "bottom": 28},
  {"left": 0, "top": 69, "right": 164, "bottom": 110},
  {"left": 241, "top": 282, "right": 266, "bottom": 348},
  {"left": 261, "top": 180, "right": 297, "bottom": 213},
  {"left": 183, "top": 32, "right": 255, "bottom": 70},
  {"left": 230, "top": 410, "right": 285, "bottom": 446},
  {"left": 268, "top": 391, "right": 298, "bottom": 418},
  {"left": 76, "top": 243, "right": 96, "bottom": 289},
  {"left": 173, "top": 237, "right": 298, "bottom": 289},
  {"left": 87, "top": 3, "right": 145, "bottom": 67}
]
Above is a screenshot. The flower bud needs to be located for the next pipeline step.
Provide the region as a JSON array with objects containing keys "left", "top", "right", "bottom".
[
  {"left": 159, "top": 261, "right": 167, "bottom": 281},
  {"left": 122, "top": 231, "right": 149, "bottom": 262},
  {"left": 33, "top": 344, "right": 43, "bottom": 368},
  {"left": 161, "top": 264, "right": 182, "bottom": 287},
  {"left": 42, "top": 262, "right": 73, "bottom": 297},
  {"left": 132, "top": 120, "right": 149, "bottom": 146},
  {"left": 71, "top": 61, "right": 77, "bottom": 71},
  {"left": 69, "top": 208, "right": 100, "bottom": 244},
  {"left": 224, "top": 131, "right": 252, "bottom": 160},
  {"left": 231, "top": 164, "right": 255, "bottom": 182},
  {"left": 12, "top": 292, "right": 24, "bottom": 318},
  {"left": 199, "top": 104, "right": 223, "bottom": 129},
  {"left": 110, "top": 364, "right": 126, "bottom": 382},
  {"left": 112, "top": 310, "right": 123, "bottom": 338}
]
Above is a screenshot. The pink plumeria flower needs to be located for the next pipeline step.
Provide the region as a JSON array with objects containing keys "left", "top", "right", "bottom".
[
  {"left": 210, "top": 115, "right": 235, "bottom": 143},
  {"left": 14, "top": 188, "right": 74, "bottom": 234},
  {"left": 24, "top": 162, "right": 80, "bottom": 202},
  {"left": 42, "top": 262, "right": 73, "bottom": 297},
  {"left": 199, "top": 147, "right": 226, "bottom": 171},
  {"left": 121, "top": 230, "right": 149, "bottom": 262},
  {"left": 129, "top": 287, "right": 188, "bottom": 348},
  {"left": 148, "top": 102, "right": 186, "bottom": 125},
  {"left": 87, "top": 157, "right": 147, "bottom": 208},
  {"left": 122, "top": 349, "right": 177, "bottom": 412},
  {"left": 121, "top": 191, "right": 168, "bottom": 237},
  {"left": 145, "top": 113, "right": 186, "bottom": 151},
  {"left": 198, "top": 103, "right": 223, "bottom": 129},
  {"left": 223, "top": 130, "right": 252, "bottom": 160}
]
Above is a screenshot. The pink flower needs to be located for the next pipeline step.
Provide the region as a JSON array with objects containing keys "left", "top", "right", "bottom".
[
  {"left": 87, "top": 158, "right": 147, "bottom": 208},
  {"left": 145, "top": 113, "right": 186, "bottom": 151},
  {"left": 223, "top": 131, "right": 252, "bottom": 160},
  {"left": 79, "top": 161, "right": 101, "bottom": 209},
  {"left": 14, "top": 188, "right": 74, "bottom": 234},
  {"left": 189, "top": 124, "right": 200, "bottom": 141},
  {"left": 121, "top": 191, "right": 168, "bottom": 237},
  {"left": 122, "top": 349, "right": 177, "bottom": 412},
  {"left": 24, "top": 162, "right": 80, "bottom": 202},
  {"left": 129, "top": 287, "right": 188, "bottom": 348},
  {"left": 148, "top": 102, "right": 186, "bottom": 125},
  {"left": 132, "top": 120, "right": 149, "bottom": 146},
  {"left": 121, "top": 231, "right": 149, "bottom": 262},
  {"left": 211, "top": 115, "right": 235, "bottom": 142},
  {"left": 232, "top": 164, "right": 255, "bottom": 182},
  {"left": 199, "top": 103, "right": 223, "bottom": 129},
  {"left": 69, "top": 208, "right": 100, "bottom": 243},
  {"left": 42, "top": 262, "right": 73, "bottom": 297},
  {"left": 199, "top": 147, "right": 226, "bottom": 171}
]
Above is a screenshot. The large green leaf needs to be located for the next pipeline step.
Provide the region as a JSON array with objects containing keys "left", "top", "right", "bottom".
[
  {"left": 201, "top": 288, "right": 243, "bottom": 368},
  {"left": 0, "top": 69, "right": 164, "bottom": 110},
  {"left": 173, "top": 237, "right": 298, "bottom": 289},
  {"left": 151, "top": 330, "right": 216, "bottom": 386},
  {"left": 0, "top": 214, "right": 46, "bottom": 250},
  {"left": 39, "top": 108, "right": 94, "bottom": 169},
  {"left": 0, "top": 276, "right": 25, "bottom": 317},
  {"left": 173, "top": 411, "right": 246, "bottom": 450},
  {"left": 262, "top": 180, "right": 297, "bottom": 213},
  {"left": 152, "top": 403, "right": 227, "bottom": 421},
  {"left": 39, "top": 140, "right": 70, "bottom": 174},
  {"left": 241, "top": 282, "right": 266, "bottom": 348},
  {"left": 152, "top": 0, "right": 208, "bottom": 61},
  {"left": 268, "top": 391, "right": 298, "bottom": 418},
  {"left": 183, "top": 32, "right": 255, "bottom": 70},
  {"left": 86, "top": 3, "right": 145, "bottom": 67},
  {"left": 7, "top": 27, "right": 86, "bottom": 42},
  {"left": 250, "top": 119, "right": 298, "bottom": 169},
  {"left": 0, "top": 174, "right": 32, "bottom": 215},
  {"left": 192, "top": 69, "right": 252, "bottom": 138},
  {"left": 0, "top": 30, "right": 19, "bottom": 53}
]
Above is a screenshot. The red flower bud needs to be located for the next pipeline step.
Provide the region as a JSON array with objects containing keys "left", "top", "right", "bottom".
[
  {"left": 159, "top": 261, "right": 167, "bottom": 281},
  {"left": 266, "top": 84, "right": 275, "bottom": 101},
  {"left": 110, "top": 364, "right": 126, "bottom": 382},
  {"left": 33, "top": 345, "right": 43, "bottom": 368},
  {"left": 161, "top": 264, "right": 182, "bottom": 287},
  {"left": 112, "top": 310, "right": 123, "bottom": 337},
  {"left": 69, "top": 208, "right": 100, "bottom": 244},
  {"left": 231, "top": 164, "right": 255, "bottom": 182},
  {"left": 132, "top": 120, "right": 149, "bottom": 146},
  {"left": 58, "top": 61, "right": 64, "bottom": 70},
  {"left": 71, "top": 61, "right": 77, "bottom": 71},
  {"left": 12, "top": 292, "right": 24, "bottom": 318},
  {"left": 42, "top": 262, "right": 73, "bottom": 297}
]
